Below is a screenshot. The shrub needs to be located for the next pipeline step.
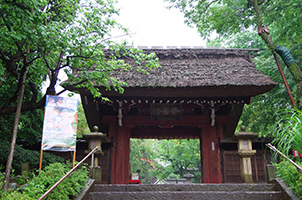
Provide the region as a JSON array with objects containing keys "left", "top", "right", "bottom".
[
  {"left": 275, "top": 160, "right": 302, "bottom": 199},
  {"left": 272, "top": 108, "right": 302, "bottom": 157},
  {"left": 270, "top": 108, "right": 302, "bottom": 198},
  {"left": 1, "top": 162, "right": 89, "bottom": 200},
  {"left": 0, "top": 169, "right": 4, "bottom": 191},
  {"left": 0, "top": 141, "right": 65, "bottom": 174}
]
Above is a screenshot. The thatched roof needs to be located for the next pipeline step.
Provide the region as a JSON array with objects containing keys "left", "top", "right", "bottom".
[
  {"left": 115, "top": 48, "right": 274, "bottom": 87},
  {"left": 103, "top": 47, "right": 276, "bottom": 98},
  {"left": 69, "top": 47, "right": 277, "bottom": 98}
]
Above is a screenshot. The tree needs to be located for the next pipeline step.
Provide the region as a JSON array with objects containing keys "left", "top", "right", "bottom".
[
  {"left": 0, "top": 0, "right": 160, "bottom": 190},
  {"left": 165, "top": 0, "right": 302, "bottom": 109},
  {"left": 157, "top": 139, "right": 201, "bottom": 182},
  {"left": 0, "top": 0, "right": 159, "bottom": 116},
  {"left": 209, "top": 30, "right": 297, "bottom": 136},
  {"left": 238, "top": 51, "right": 296, "bottom": 136},
  {"left": 129, "top": 139, "right": 159, "bottom": 184}
]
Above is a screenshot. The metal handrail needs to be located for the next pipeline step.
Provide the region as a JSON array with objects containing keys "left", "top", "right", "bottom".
[
  {"left": 38, "top": 147, "right": 98, "bottom": 200},
  {"left": 266, "top": 143, "right": 302, "bottom": 172}
]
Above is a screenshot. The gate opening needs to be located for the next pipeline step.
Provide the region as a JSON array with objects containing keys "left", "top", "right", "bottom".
[{"left": 129, "top": 138, "right": 201, "bottom": 184}]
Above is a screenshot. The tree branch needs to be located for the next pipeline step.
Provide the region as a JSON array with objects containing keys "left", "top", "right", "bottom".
[
  {"left": 29, "top": 81, "right": 38, "bottom": 103},
  {"left": 27, "top": 55, "right": 42, "bottom": 66},
  {"left": 205, "top": 0, "right": 219, "bottom": 13},
  {"left": 54, "top": 51, "right": 64, "bottom": 78},
  {"left": 99, "top": 32, "right": 136, "bottom": 43},
  {"left": 0, "top": 10, "right": 26, "bottom": 61},
  {"left": 0, "top": 76, "right": 87, "bottom": 115},
  {"left": 253, "top": 0, "right": 277, "bottom": 50},
  {"left": 0, "top": 95, "right": 46, "bottom": 115},
  {"left": 253, "top": 0, "right": 263, "bottom": 27},
  {"left": 43, "top": 57, "right": 52, "bottom": 71},
  {"left": 57, "top": 78, "right": 88, "bottom": 96}
]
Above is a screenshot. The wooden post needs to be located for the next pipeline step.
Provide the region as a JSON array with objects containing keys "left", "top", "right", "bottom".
[
  {"left": 72, "top": 150, "right": 76, "bottom": 168},
  {"left": 201, "top": 126, "right": 221, "bottom": 183},
  {"left": 39, "top": 150, "right": 43, "bottom": 172},
  {"left": 217, "top": 123, "right": 224, "bottom": 182},
  {"left": 109, "top": 123, "right": 117, "bottom": 184},
  {"left": 114, "top": 126, "right": 130, "bottom": 184},
  {"left": 273, "top": 52, "right": 295, "bottom": 107}
]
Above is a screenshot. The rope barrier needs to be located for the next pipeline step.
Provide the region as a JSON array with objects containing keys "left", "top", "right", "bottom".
[{"left": 275, "top": 46, "right": 296, "bottom": 67}]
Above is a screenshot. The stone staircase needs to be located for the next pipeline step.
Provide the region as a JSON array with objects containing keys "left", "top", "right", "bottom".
[{"left": 89, "top": 183, "right": 283, "bottom": 200}]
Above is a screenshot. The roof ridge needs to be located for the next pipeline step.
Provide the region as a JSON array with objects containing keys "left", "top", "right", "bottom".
[{"left": 123, "top": 46, "right": 259, "bottom": 52}]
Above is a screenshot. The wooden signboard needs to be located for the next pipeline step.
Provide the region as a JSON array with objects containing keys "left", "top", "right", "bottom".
[{"left": 150, "top": 104, "right": 182, "bottom": 120}]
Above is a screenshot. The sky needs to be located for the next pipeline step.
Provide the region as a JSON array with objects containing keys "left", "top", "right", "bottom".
[
  {"left": 53, "top": 0, "right": 206, "bottom": 97},
  {"left": 112, "top": 0, "right": 206, "bottom": 47}
]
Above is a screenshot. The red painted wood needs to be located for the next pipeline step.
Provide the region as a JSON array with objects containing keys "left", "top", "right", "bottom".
[
  {"left": 216, "top": 123, "right": 224, "bottom": 182},
  {"left": 130, "top": 126, "right": 201, "bottom": 139},
  {"left": 217, "top": 123, "right": 224, "bottom": 141},
  {"left": 107, "top": 116, "right": 227, "bottom": 184},
  {"left": 109, "top": 123, "right": 117, "bottom": 184},
  {"left": 201, "top": 126, "right": 222, "bottom": 183},
  {"left": 114, "top": 126, "right": 130, "bottom": 184}
]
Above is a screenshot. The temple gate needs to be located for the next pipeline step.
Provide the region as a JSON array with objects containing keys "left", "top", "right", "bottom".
[{"left": 67, "top": 47, "right": 277, "bottom": 184}]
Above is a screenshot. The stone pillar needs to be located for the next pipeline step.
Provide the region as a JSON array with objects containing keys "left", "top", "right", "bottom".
[
  {"left": 266, "top": 164, "right": 276, "bottom": 183},
  {"left": 83, "top": 126, "right": 110, "bottom": 183},
  {"left": 184, "top": 173, "right": 195, "bottom": 184}
]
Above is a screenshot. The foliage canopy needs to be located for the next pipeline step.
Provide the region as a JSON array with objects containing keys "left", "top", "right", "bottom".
[
  {"left": 0, "top": 0, "right": 160, "bottom": 116},
  {"left": 166, "top": 0, "right": 302, "bottom": 47}
]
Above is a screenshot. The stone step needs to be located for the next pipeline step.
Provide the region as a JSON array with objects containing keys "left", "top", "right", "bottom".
[
  {"left": 89, "top": 190, "right": 282, "bottom": 200},
  {"left": 93, "top": 183, "right": 276, "bottom": 192}
]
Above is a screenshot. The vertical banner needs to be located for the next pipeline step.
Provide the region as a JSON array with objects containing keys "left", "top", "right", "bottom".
[{"left": 41, "top": 95, "right": 79, "bottom": 152}]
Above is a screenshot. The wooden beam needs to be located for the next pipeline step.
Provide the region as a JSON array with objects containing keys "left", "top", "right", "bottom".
[
  {"left": 73, "top": 86, "right": 273, "bottom": 99},
  {"left": 130, "top": 126, "right": 201, "bottom": 139},
  {"left": 102, "top": 115, "right": 229, "bottom": 128}
]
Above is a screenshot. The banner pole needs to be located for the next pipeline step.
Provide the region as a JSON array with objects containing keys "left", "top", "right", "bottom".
[
  {"left": 72, "top": 149, "right": 76, "bottom": 168},
  {"left": 39, "top": 150, "right": 43, "bottom": 173}
]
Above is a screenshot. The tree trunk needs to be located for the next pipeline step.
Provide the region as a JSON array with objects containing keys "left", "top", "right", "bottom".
[
  {"left": 3, "top": 69, "right": 27, "bottom": 192},
  {"left": 253, "top": 0, "right": 302, "bottom": 109}
]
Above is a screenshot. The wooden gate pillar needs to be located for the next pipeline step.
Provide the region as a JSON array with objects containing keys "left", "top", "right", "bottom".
[
  {"left": 201, "top": 125, "right": 222, "bottom": 183},
  {"left": 110, "top": 124, "right": 130, "bottom": 184}
]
